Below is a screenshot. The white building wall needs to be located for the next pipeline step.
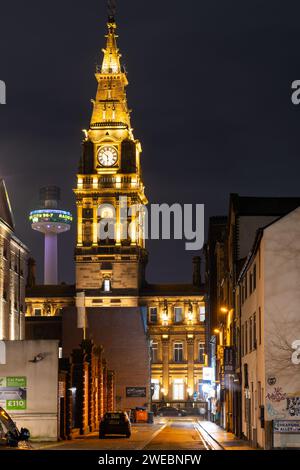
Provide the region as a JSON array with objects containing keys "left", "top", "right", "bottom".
[
  {"left": 240, "top": 243, "right": 266, "bottom": 448},
  {"left": 264, "top": 207, "right": 300, "bottom": 448},
  {"left": 0, "top": 340, "right": 59, "bottom": 441},
  {"left": 241, "top": 207, "right": 300, "bottom": 449}
]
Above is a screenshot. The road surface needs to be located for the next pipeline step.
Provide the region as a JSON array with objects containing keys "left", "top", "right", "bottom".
[{"left": 34, "top": 417, "right": 208, "bottom": 451}]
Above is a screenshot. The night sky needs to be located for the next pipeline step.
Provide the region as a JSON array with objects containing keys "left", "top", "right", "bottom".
[{"left": 1, "top": 0, "right": 300, "bottom": 285}]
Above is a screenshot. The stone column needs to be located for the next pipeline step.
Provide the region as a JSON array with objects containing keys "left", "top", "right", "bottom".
[
  {"left": 115, "top": 199, "right": 121, "bottom": 245},
  {"left": 92, "top": 200, "right": 98, "bottom": 246},
  {"left": 71, "top": 348, "right": 89, "bottom": 435},
  {"left": 187, "top": 337, "right": 195, "bottom": 398},
  {"left": 77, "top": 202, "right": 83, "bottom": 247},
  {"left": 107, "top": 371, "right": 115, "bottom": 412},
  {"left": 162, "top": 337, "right": 170, "bottom": 401}
]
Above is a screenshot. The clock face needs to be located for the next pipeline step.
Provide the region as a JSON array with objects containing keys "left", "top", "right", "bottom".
[{"left": 98, "top": 146, "right": 118, "bottom": 167}]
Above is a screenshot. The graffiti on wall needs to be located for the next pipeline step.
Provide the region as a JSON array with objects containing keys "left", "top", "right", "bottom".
[
  {"left": 266, "top": 387, "right": 287, "bottom": 403},
  {"left": 287, "top": 397, "right": 300, "bottom": 417},
  {"left": 266, "top": 403, "right": 286, "bottom": 419}
]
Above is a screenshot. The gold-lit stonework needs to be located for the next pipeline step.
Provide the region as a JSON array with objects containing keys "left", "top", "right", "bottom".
[{"left": 74, "top": 18, "right": 147, "bottom": 305}]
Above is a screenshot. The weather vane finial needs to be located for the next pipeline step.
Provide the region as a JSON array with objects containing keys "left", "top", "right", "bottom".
[{"left": 107, "top": 0, "right": 116, "bottom": 22}]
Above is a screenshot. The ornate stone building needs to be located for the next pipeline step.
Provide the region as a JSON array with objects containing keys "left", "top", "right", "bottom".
[
  {"left": 0, "top": 179, "right": 28, "bottom": 340},
  {"left": 141, "top": 275, "right": 206, "bottom": 407},
  {"left": 25, "top": 14, "right": 206, "bottom": 411}
]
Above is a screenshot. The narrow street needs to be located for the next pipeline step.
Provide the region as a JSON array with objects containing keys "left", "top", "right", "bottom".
[
  {"left": 33, "top": 418, "right": 207, "bottom": 451},
  {"left": 143, "top": 418, "right": 206, "bottom": 451}
]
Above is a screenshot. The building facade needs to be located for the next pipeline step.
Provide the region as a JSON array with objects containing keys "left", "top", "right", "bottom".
[
  {"left": 25, "top": 15, "right": 207, "bottom": 413},
  {"left": 237, "top": 207, "right": 300, "bottom": 449},
  {"left": 0, "top": 179, "right": 28, "bottom": 340},
  {"left": 206, "top": 194, "right": 300, "bottom": 436},
  {"left": 75, "top": 16, "right": 147, "bottom": 303},
  {"left": 141, "top": 272, "right": 206, "bottom": 408}
]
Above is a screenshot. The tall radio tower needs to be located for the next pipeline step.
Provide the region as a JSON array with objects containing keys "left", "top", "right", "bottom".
[{"left": 29, "top": 186, "right": 72, "bottom": 285}]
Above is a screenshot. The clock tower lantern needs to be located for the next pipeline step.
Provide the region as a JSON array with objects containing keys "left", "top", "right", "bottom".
[{"left": 74, "top": 16, "right": 148, "bottom": 304}]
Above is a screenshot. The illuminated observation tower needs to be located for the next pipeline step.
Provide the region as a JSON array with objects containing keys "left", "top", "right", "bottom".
[{"left": 29, "top": 186, "right": 73, "bottom": 285}]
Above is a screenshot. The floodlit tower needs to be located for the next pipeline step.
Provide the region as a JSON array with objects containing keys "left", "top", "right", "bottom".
[{"left": 29, "top": 186, "right": 73, "bottom": 285}]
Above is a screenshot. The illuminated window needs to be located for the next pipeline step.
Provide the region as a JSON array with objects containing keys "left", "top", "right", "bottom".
[
  {"left": 98, "top": 204, "right": 116, "bottom": 241},
  {"left": 199, "top": 342, "right": 205, "bottom": 363},
  {"left": 149, "top": 307, "right": 158, "bottom": 323},
  {"left": 103, "top": 279, "right": 111, "bottom": 292},
  {"left": 174, "top": 343, "right": 184, "bottom": 362},
  {"left": 199, "top": 306, "right": 205, "bottom": 322},
  {"left": 151, "top": 379, "right": 160, "bottom": 401},
  {"left": 174, "top": 307, "right": 183, "bottom": 323},
  {"left": 173, "top": 379, "right": 184, "bottom": 400},
  {"left": 34, "top": 308, "right": 42, "bottom": 317},
  {"left": 151, "top": 342, "right": 158, "bottom": 362}
]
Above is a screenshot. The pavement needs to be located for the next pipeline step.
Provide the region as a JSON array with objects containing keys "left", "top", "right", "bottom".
[{"left": 196, "top": 421, "right": 254, "bottom": 450}]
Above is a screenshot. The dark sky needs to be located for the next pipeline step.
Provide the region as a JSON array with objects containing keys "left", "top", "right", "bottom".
[{"left": 1, "top": 0, "right": 300, "bottom": 285}]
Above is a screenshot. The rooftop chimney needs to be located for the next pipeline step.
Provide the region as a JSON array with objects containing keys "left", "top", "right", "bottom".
[{"left": 192, "top": 256, "right": 201, "bottom": 287}]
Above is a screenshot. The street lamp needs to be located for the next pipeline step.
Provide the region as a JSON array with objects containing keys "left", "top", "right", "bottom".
[{"left": 220, "top": 307, "right": 229, "bottom": 313}]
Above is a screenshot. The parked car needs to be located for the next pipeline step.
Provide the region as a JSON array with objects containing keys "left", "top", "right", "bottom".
[
  {"left": 0, "top": 407, "right": 30, "bottom": 448},
  {"left": 99, "top": 412, "right": 131, "bottom": 438},
  {"left": 157, "top": 406, "right": 187, "bottom": 417}
]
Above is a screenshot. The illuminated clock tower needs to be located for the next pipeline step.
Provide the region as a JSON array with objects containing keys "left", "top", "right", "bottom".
[{"left": 74, "top": 15, "right": 148, "bottom": 305}]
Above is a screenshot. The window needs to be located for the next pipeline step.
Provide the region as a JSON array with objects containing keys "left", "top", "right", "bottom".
[
  {"left": 245, "top": 321, "right": 248, "bottom": 354},
  {"left": 83, "top": 221, "right": 92, "bottom": 245},
  {"left": 258, "top": 381, "right": 262, "bottom": 406},
  {"left": 149, "top": 307, "right": 158, "bottom": 324},
  {"left": 245, "top": 275, "right": 248, "bottom": 299},
  {"left": 199, "top": 306, "right": 205, "bottom": 322},
  {"left": 199, "top": 342, "right": 205, "bottom": 363},
  {"left": 151, "top": 342, "right": 158, "bottom": 363},
  {"left": 174, "top": 343, "right": 184, "bottom": 362},
  {"left": 34, "top": 308, "right": 42, "bottom": 317},
  {"left": 253, "top": 264, "right": 257, "bottom": 290},
  {"left": 103, "top": 279, "right": 111, "bottom": 292},
  {"left": 174, "top": 307, "right": 183, "bottom": 323},
  {"left": 151, "top": 379, "right": 160, "bottom": 401},
  {"left": 250, "top": 272, "right": 253, "bottom": 294},
  {"left": 259, "top": 307, "right": 262, "bottom": 345},
  {"left": 173, "top": 379, "right": 184, "bottom": 400},
  {"left": 241, "top": 324, "right": 244, "bottom": 357},
  {"left": 98, "top": 205, "right": 115, "bottom": 241},
  {"left": 249, "top": 317, "right": 253, "bottom": 352},
  {"left": 253, "top": 313, "right": 257, "bottom": 349}
]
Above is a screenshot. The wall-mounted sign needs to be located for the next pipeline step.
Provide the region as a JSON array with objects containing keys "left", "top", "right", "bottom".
[
  {"left": 274, "top": 420, "right": 300, "bottom": 434},
  {"left": 0, "top": 377, "right": 27, "bottom": 410},
  {"left": 126, "top": 387, "right": 146, "bottom": 398},
  {"left": 203, "top": 367, "right": 213, "bottom": 382},
  {"left": 224, "top": 347, "right": 235, "bottom": 374}
]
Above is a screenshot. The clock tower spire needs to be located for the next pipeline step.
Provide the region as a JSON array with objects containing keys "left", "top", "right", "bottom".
[{"left": 75, "top": 14, "right": 148, "bottom": 303}]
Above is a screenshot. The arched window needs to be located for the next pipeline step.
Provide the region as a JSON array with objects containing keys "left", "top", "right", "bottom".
[{"left": 98, "top": 204, "right": 116, "bottom": 242}]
